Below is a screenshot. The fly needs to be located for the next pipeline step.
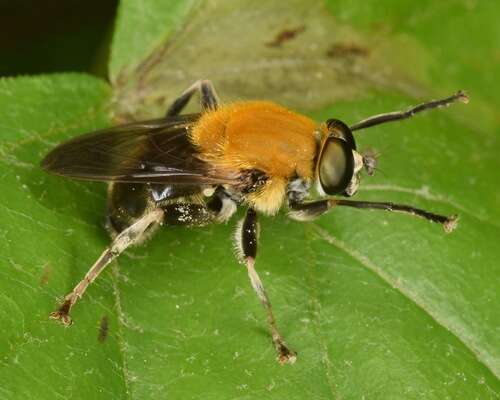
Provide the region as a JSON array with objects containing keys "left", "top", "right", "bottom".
[{"left": 42, "top": 80, "right": 468, "bottom": 364}]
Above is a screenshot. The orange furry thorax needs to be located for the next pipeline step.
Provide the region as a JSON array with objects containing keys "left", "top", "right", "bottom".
[
  {"left": 190, "top": 101, "right": 317, "bottom": 179},
  {"left": 189, "top": 101, "right": 319, "bottom": 214}
]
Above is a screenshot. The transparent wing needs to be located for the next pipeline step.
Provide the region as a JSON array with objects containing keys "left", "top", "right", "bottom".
[{"left": 41, "top": 114, "right": 238, "bottom": 185}]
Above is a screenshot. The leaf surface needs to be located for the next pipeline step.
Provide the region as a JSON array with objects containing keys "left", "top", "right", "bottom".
[{"left": 1, "top": 1, "right": 499, "bottom": 399}]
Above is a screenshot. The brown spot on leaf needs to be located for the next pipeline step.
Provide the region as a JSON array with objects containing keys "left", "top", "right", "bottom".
[
  {"left": 112, "top": 1, "right": 429, "bottom": 118},
  {"left": 326, "top": 42, "right": 369, "bottom": 59},
  {"left": 266, "top": 25, "right": 306, "bottom": 47},
  {"left": 98, "top": 315, "right": 109, "bottom": 343},
  {"left": 154, "top": 96, "right": 166, "bottom": 106},
  {"left": 39, "top": 262, "right": 52, "bottom": 286}
]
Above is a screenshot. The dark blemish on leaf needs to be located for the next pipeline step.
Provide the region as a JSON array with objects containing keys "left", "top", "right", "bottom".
[
  {"left": 266, "top": 25, "right": 306, "bottom": 47},
  {"left": 326, "top": 42, "right": 369, "bottom": 59},
  {"left": 39, "top": 262, "right": 52, "bottom": 286},
  {"left": 98, "top": 315, "right": 109, "bottom": 343},
  {"left": 154, "top": 96, "right": 166, "bottom": 106}
]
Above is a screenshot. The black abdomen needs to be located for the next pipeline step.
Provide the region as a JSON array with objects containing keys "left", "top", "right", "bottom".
[
  {"left": 106, "top": 183, "right": 150, "bottom": 235},
  {"left": 106, "top": 182, "right": 204, "bottom": 236}
]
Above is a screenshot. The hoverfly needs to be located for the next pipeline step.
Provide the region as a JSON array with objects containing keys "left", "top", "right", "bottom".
[{"left": 42, "top": 80, "right": 468, "bottom": 364}]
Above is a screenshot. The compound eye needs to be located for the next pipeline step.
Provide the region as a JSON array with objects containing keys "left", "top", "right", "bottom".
[
  {"left": 318, "top": 137, "right": 355, "bottom": 195},
  {"left": 326, "top": 119, "right": 356, "bottom": 150}
]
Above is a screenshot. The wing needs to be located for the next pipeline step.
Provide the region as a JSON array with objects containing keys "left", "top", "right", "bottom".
[{"left": 41, "top": 114, "right": 238, "bottom": 185}]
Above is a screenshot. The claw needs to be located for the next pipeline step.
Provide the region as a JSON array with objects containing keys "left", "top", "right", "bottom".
[
  {"left": 49, "top": 310, "right": 73, "bottom": 326},
  {"left": 49, "top": 299, "right": 73, "bottom": 326},
  {"left": 443, "top": 214, "right": 459, "bottom": 233},
  {"left": 275, "top": 342, "right": 297, "bottom": 365}
]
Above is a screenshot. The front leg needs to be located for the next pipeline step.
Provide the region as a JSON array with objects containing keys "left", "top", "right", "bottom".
[
  {"left": 288, "top": 199, "right": 457, "bottom": 232},
  {"left": 235, "top": 208, "right": 297, "bottom": 364},
  {"left": 288, "top": 199, "right": 331, "bottom": 221}
]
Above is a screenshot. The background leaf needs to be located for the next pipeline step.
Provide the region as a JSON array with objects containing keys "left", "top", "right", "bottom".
[
  {"left": 0, "top": 1, "right": 499, "bottom": 399},
  {"left": 109, "top": 0, "right": 198, "bottom": 83},
  {"left": 0, "top": 74, "right": 122, "bottom": 398}
]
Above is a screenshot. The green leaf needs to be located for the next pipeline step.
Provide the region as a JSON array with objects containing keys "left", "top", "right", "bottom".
[
  {"left": 0, "top": 74, "right": 122, "bottom": 398},
  {"left": 109, "top": 0, "right": 198, "bottom": 83},
  {"left": 1, "top": 1, "right": 499, "bottom": 399}
]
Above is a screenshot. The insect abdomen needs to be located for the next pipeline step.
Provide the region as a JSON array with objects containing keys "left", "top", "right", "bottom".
[{"left": 106, "top": 183, "right": 151, "bottom": 235}]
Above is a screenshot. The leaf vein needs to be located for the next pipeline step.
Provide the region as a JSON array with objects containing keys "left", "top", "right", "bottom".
[
  {"left": 312, "top": 223, "right": 499, "bottom": 380},
  {"left": 111, "top": 263, "right": 134, "bottom": 399}
]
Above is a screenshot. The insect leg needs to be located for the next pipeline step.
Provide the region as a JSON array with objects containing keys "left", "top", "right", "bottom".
[
  {"left": 236, "top": 208, "right": 297, "bottom": 364},
  {"left": 50, "top": 208, "right": 164, "bottom": 326},
  {"left": 350, "top": 91, "right": 469, "bottom": 131},
  {"left": 166, "top": 79, "right": 219, "bottom": 117},
  {"left": 287, "top": 199, "right": 331, "bottom": 221},
  {"left": 158, "top": 189, "right": 237, "bottom": 226},
  {"left": 288, "top": 199, "right": 458, "bottom": 232}
]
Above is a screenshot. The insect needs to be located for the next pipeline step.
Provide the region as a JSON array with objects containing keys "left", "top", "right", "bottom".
[{"left": 42, "top": 80, "right": 468, "bottom": 364}]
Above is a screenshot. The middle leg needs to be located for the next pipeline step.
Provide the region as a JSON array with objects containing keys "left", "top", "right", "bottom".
[
  {"left": 166, "top": 79, "right": 219, "bottom": 117},
  {"left": 235, "top": 208, "right": 297, "bottom": 364}
]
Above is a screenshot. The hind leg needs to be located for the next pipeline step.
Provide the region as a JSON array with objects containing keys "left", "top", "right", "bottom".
[
  {"left": 50, "top": 208, "right": 164, "bottom": 325},
  {"left": 50, "top": 184, "right": 237, "bottom": 326}
]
